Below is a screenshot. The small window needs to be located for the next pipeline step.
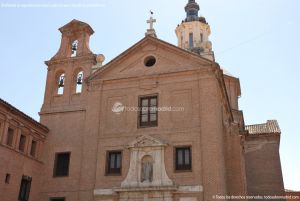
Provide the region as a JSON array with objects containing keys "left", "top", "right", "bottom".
[
  {"left": 200, "top": 33, "right": 203, "bottom": 42},
  {"left": 19, "top": 135, "right": 26, "bottom": 152},
  {"left": 50, "top": 198, "right": 65, "bottom": 201},
  {"left": 144, "top": 56, "right": 156, "bottom": 67},
  {"left": 5, "top": 173, "right": 10, "bottom": 184},
  {"left": 6, "top": 128, "right": 14, "bottom": 147},
  {"left": 18, "top": 175, "right": 32, "bottom": 201},
  {"left": 175, "top": 147, "right": 192, "bottom": 171},
  {"left": 189, "top": 33, "right": 194, "bottom": 48},
  {"left": 53, "top": 152, "right": 70, "bottom": 177},
  {"left": 106, "top": 151, "right": 122, "bottom": 175},
  {"left": 76, "top": 71, "right": 83, "bottom": 93},
  {"left": 30, "top": 140, "right": 37, "bottom": 157},
  {"left": 57, "top": 73, "right": 65, "bottom": 95},
  {"left": 71, "top": 40, "right": 78, "bottom": 57},
  {"left": 139, "top": 96, "right": 158, "bottom": 127}
]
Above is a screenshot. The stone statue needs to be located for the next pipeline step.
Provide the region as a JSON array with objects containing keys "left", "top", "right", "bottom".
[{"left": 141, "top": 161, "right": 153, "bottom": 182}]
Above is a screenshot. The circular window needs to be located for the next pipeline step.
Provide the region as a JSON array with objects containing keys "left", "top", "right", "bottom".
[{"left": 144, "top": 56, "right": 156, "bottom": 67}]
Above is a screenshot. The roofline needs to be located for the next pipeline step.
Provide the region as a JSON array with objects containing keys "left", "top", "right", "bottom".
[
  {"left": 216, "top": 67, "right": 234, "bottom": 122},
  {"left": 245, "top": 120, "right": 281, "bottom": 136},
  {"left": 223, "top": 74, "right": 241, "bottom": 97},
  {"left": 0, "top": 98, "right": 49, "bottom": 133},
  {"left": 59, "top": 19, "right": 94, "bottom": 35},
  {"left": 87, "top": 35, "right": 213, "bottom": 81}
]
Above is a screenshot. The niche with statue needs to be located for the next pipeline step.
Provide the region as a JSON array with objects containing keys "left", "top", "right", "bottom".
[{"left": 120, "top": 135, "right": 174, "bottom": 188}]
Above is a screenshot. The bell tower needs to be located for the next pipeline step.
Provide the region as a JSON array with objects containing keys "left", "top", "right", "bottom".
[
  {"left": 41, "top": 19, "right": 99, "bottom": 112},
  {"left": 175, "top": 0, "right": 214, "bottom": 61}
]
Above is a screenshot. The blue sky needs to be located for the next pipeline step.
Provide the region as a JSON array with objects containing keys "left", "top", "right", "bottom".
[{"left": 0, "top": 0, "right": 299, "bottom": 191}]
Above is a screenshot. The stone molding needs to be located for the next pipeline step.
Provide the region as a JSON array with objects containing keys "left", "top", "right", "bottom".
[{"left": 93, "top": 185, "right": 203, "bottom": 195}]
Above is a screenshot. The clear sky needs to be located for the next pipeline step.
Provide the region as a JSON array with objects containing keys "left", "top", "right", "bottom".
[{"left": 0, "top": 0, "right": 299, "bottom": 191}]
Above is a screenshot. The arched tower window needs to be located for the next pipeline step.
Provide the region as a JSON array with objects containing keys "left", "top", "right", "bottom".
[
  {"left": 71, "top": 40, "right": 78, "bottom": 57},
  {"left": 76, "top": 71, "right": 83, "bottom": 93},
  {"left": 57, "top": 73, "right": 65, "bottom": 95}
]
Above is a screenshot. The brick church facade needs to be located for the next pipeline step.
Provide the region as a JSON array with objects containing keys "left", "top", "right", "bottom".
[{"left": 0, "top": 1, "right": 286, "bottom": 201}]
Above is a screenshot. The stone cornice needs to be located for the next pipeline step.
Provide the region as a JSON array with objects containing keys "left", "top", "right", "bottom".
[
  {"left": 88, "top": 68, "right": 213, "bottom": 91},
  {"left": 0, "top": 143, "right": 44, "bottom": 164},
  {"left": 213, "top": 63, "right": 234, "bottom": 123},
  {"left": 45, "top": 54, "right": 96, "bottom": 66},
  {"left": 39, "top": 105, "right": 86, "bottom": 115}
]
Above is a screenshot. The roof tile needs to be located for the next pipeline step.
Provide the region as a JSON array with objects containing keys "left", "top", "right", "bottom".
[{"left": 245, "top": 120, "right": 281, "bottom": 135}]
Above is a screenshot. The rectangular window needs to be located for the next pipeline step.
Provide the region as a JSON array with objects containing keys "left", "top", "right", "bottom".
[
  {"left": 18, "top": 175, "right": 32, "bottom": 201},
  {"left": 200, "top": 33, "right": 203, "bottom": 42},
  {"left": 139, "top": 96, "right": 158, "bottom": 127},
  {"left": 50, "top": 198, "right": 65, "bottom": 201},
  {"left": 189, "top": 33, "right": 194, "bottom": 48},
  {"left": 30, "top": 140, "right": 37, "bottom": 157},
  {"left": 175, "top": 147, "right": 192, "bottom": 171},
  {"left": 106, "top": 151, "right": 122, "bottom": 175},
  {"left": 53, "top": 152, "right": 70, "bottom": 177},
  {"left": 6, "top": 127, "right": 14, "bottom": 147},
  {"left": 19, "top": 135, "right": 26, "bottom": 152}
]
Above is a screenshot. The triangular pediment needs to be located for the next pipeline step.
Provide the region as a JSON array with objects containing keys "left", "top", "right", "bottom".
[
  {"left": 127, "top": 135, "right": 167, "bottom": 148},
  {"left": 88, "top": 36, "right": 213, "bottom": 81}
]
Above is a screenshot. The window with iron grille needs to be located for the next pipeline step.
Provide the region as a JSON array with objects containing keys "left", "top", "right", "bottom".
[
  {"left": 106, "top": 151, "right": 122, "bottom": 175},
  {"left": 53, "top": 152, "right": 70, "bottom": 177},
  {"left": 18, "top": 175, "right": 32, "bottom": 201},
  {"left": 175, "top": 147, "right": 192, "bottom": 171},
  {"left": 139, "top": 96, "right": 158, "bottom": 127}
]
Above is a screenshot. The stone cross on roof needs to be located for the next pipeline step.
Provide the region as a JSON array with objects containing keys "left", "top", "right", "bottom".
[
  {"left": 145, "top": 12, "right": 157, "bottom": 37},
  {"left": 147, "top": 16, "right": 156, "bottom": 30}
]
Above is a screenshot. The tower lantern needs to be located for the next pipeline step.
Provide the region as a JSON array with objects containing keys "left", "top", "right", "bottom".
[{"left": 176, "top": 0, "right": 214, "bottom": 61}]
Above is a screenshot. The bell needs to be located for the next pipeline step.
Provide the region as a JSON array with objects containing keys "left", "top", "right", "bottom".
[
  {"left": 58, "top": 78, "right": 64, "bottom": 87},
  {"left": 77, "top": 76, "right": 82, "bottom": 85},
  {"left": 72, "top": 44, "right": 77, "bottom": 51}
]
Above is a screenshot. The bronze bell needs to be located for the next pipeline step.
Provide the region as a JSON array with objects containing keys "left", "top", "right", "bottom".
[
  {"left": 72, "top": 44, "right": 77, "bottom": 51},
  {"left": 58, "top": 78, "right": 64, "bottom": 87},
  {"left": 72, "top": 44, "right": 77, "bottom": 52},
  {"left": 77, "top": 76, "right": 82, "bottom": 85}
]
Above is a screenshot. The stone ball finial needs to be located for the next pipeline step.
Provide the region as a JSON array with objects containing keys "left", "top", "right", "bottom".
[
  {"left": 96, "top": 54, "right": 105, "bottom": 63},
  {"left": 205, "top": 41, "right": 212, "bottom": 50}
]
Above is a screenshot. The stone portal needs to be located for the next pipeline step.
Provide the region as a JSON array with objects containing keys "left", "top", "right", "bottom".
[{"left": 115, "top": 135, "right": 176, "bottom": 201}]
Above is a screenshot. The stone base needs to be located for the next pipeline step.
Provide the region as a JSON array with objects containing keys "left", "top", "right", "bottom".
[{"left": 115, "top": 186, "right": 177, "bottom": 201}]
